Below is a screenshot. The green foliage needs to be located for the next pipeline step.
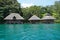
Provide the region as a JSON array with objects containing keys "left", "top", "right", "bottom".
[
  {"left": 55, "top": 20, "right": 60, "bottom": 23},
  {"left": 0, "top": 0, "right": 22, "bottom": 17},
  {"left": 22, "top": 5, "right": 42, "bottom": 19}
]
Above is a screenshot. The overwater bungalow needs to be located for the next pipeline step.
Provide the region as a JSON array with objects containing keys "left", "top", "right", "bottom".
[
  {"left": 41, "top": 13, "right": 56, "bottom": 23},
  {"left": 4, "top": 13, "right": 24, "bottom": 24},
  {"left": 28, "top": 15, "right": 40, "bottom": 23}
]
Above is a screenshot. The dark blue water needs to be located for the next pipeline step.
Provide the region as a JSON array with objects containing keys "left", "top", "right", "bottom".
[{"left": 0, "top": 24, "right": 60, "bottom": 40}]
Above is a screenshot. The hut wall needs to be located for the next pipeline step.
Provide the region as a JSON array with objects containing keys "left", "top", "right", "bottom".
[
  {"left": 4, "top": 20, "right": 24, "bottom": 24},
  {"left": 29, "top": 20, "right": 40, "bottom": 24},
  {"left": 41, "top": 20, "right": 55, "bottom": 23}
]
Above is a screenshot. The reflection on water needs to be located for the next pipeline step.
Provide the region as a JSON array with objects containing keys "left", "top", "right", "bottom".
[{"left": 0, "top": 24, "right": 60, "bottom": 40}]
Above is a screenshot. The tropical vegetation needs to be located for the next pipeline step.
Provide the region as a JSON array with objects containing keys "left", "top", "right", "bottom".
[{"left": 0, "top": 0, "right": 60, "bottom": 23}]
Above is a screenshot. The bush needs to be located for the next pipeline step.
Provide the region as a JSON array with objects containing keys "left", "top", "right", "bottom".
[{"left": 55, "top": 20, "right": 60, "bottom": 23}]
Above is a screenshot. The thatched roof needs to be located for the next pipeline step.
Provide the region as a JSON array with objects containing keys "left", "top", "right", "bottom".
[
  {"left": 29, "top": 15, "right": 40, "bottom": 20},
  {"left": 41, "top": 13, "right": 56, "bottom": 20},
  {"left": 4, "top": 13, "right": 24, "bottom": 20}
]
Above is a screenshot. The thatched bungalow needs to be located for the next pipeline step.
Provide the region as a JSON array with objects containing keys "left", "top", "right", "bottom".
[
  {"left": 4, "top": 13, "right": 24, "bottom": 24},
  {"left": 41, "top": 13, "right": 56, "bottom": 23},
  {"left": 28, "top": 15, "right": 40, "bottom": 23}
]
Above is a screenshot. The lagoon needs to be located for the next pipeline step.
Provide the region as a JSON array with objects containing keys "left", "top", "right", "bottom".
[{"left": 0, "top": 24, "right": 60, "bottom": 40}]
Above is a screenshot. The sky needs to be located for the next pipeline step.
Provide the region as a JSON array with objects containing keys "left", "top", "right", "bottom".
[{"left": 17, "top": 0, "right": 60, "bottom": 8}]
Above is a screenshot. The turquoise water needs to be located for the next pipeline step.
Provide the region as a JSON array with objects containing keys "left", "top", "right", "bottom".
[{"left": 0, "top": 24, "right": 60, "bottom": 40}]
